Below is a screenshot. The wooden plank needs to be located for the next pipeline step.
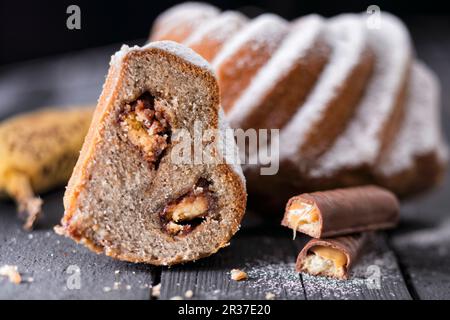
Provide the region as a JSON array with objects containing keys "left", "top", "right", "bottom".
[
  {"left": 159, "top": 228, "right": 307, "bottom": 300},
  {"left": 296, "top": 234, "right": 412, "bottom": 300},
  {"left": 390, "top": 200, "right": 450, "bottom": 300},
  {"left": 0, "top": 190, "right": 157, "bottom": 300}
]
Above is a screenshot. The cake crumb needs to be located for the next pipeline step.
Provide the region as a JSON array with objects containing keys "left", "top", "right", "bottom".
[
  {"left": 53, "top": 226, "right": 65, "bottom": 236},
  {"left": 185, "top": 289, "right": 194, "bottom": 298},
  {"left": 170, "top": 295, "right": 184, "bottom": 300},
  {"left": 151, "top": 283, "right": 161, "bottom": 298},
  {"left": 230, "top": 268, "right": 248, "bottom": 281},
  {"left": 0, "top": 265, "right": 22, "bottom": 284},
  {"left": 265, "top": 292, "right": 276, "bottom": 300}
]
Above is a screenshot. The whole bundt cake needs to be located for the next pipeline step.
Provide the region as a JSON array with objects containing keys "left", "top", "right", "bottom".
[{"left": 150, "top": 2, "right": 449, "bottom": 209}]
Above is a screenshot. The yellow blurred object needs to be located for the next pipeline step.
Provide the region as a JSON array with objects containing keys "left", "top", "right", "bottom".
[{"left": 0, "top": 107, "right": 94, "bottom": 230}]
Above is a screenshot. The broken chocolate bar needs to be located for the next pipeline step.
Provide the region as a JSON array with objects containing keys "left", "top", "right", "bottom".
[
  {"left": 281, "top": 185, "right": 399, "bottom": 238},
  {"left": 296, "top": 233, "right": 369, "bottom": 279}
]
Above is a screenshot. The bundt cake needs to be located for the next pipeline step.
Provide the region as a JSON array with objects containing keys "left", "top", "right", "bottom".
[
  {"left": 307, "top": 13, "right": 412, "bottom": 187},
  {"left": 183, "top": 11, "right": 248, "bottom": 62},
  {"left": 150, "top": 3, "right": 448, "bottom": 209},
  {"left": 212, "top": 14, "right": 289, "bottom": 114},
  {"left": 278, "top": 15, "right": 374, "bottom": 164},
  {"left": 227, "top": 15, "right": 330, "bottom": 131},
  {"left": 150, "top": 2, "right": 220, "bottom": 44},
  {"left": 374, "top": 62, "right": 448, "bottom": 196},
  {"left": 58, "top": 41, "right": 247, "bottom": 265}
]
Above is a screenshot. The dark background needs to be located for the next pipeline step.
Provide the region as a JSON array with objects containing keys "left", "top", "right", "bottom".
[{"left": 1, "top": 0, "right": 450, "bottom": 65}]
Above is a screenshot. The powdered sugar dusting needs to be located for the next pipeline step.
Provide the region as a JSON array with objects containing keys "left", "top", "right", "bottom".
[
  {"left": 147, "top": 41, "right": 213, "bottom": 72},
  {"left": 311, "top": 13, "right": 412, "bottom": 177},
  {"left": 217, "top": 108, "right": 247, "bottom": 184},
  {"left": 376, "top": 62, "right": 448, "bottom": 175},
  {"left": 438, "top": 141, "right": 449, "bottom": 163},
  {"left": 110, "top": 41, "right": 213, "bottom": 73},
  {"left": 280, "top": 15, "right": 367, "bottom": 161},
  {"left": 244, "top": 260, "right": 305, "bottom": 298},
  {"left": 110, "top": 44, "right": 140, "bottom": 67},
  {"left": 151, "top": 2, "right": 219, "bottom": 40},
  {"left": 212, "top": 14, "right": 289, "bottom": 70},
  {"left": 228, "top": 15, "right": 325, "bottom": 126},
  {"left": 184, "top": 11, "right": 248, "bottom": 46}
]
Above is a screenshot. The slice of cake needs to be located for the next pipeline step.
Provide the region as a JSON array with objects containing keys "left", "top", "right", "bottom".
[{"left": 58, "top": 41, "right": 247, "bottom": 265}]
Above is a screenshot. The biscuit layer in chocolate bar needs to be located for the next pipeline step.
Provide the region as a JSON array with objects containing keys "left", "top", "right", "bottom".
[
  {"left": 296, "top": 233, "right": 369, "bottom": 279},
  {"left": 281, "top": 185, "right": 399, "bottom": 238}
]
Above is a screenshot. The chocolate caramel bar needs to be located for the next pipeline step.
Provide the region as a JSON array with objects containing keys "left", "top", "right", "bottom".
[
  {"left": 296, "top": 234, "right": 369, "bottom": 279},
  {"left": 281, "top": 185, "right": 399, "bottom": 238}
]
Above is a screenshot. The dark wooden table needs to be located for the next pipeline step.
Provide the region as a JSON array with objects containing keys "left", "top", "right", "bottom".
[{"left": 1, "top": 18, "right": 449, "bottom": 300}]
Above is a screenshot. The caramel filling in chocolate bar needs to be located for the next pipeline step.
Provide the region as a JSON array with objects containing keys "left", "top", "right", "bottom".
[
  {"left": 160, "top": 179, "right": 216, "bottom": 236},
  {"left": 286, "top": 200, "right": 319, "bottom": 238},
  {"left": 119, "top": 93, "right": 171, "bottom": 167},
  {"left": 310, "top": 246, "right": 347, "bottom": 268},
  {"left": 302, "top": 246, "right": 347, "bottom": 278}
]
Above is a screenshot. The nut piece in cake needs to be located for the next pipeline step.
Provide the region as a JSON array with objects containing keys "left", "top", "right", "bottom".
[
  {"left": 119, "top": 93, "right": 170, "bottom": 166},
  {"left": 165, "top": 192, "right": 209, "bottom": 223},
  {"left": 161, "top": 179, "right": 215, "bottom": 236}
]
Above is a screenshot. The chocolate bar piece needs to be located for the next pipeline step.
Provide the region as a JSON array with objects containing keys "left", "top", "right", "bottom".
[
  {"left": 281, "top": 185, "right": 399, "bottom": 238},
  {"left": 296, "top": 234, "right": 368, "bottom": 279}
]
